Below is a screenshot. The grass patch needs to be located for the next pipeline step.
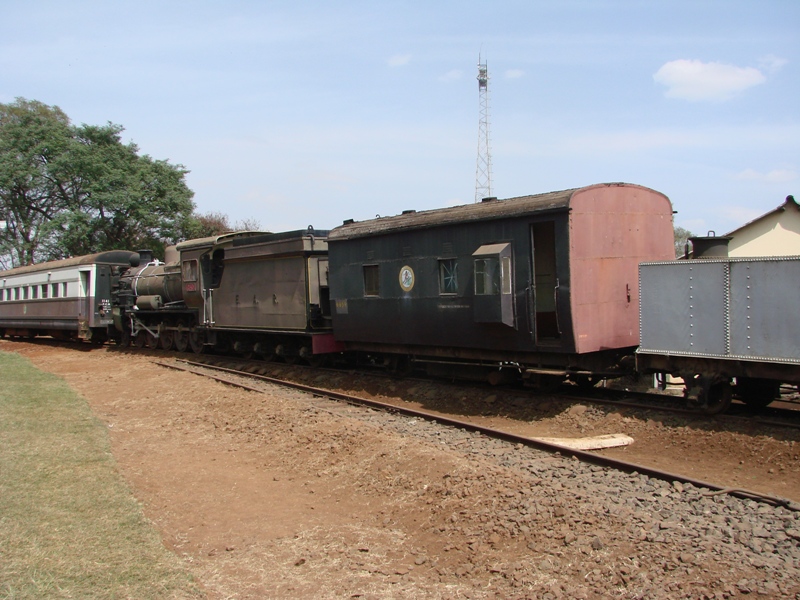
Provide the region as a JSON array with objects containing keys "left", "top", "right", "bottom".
[{"left": 0, "top": 351, "right": 202, "bottom": 599}]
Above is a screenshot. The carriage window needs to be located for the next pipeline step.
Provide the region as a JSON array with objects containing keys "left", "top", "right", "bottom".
[
  {"left": 363, "top": 265, "right": 380, "bottom": 297},
  {"left": 52, "top": 283, "right": 59, "bottom": 298},
  {"left": 41, "top": 284, "right": 48, "bottom": 299},
  {"left": 31, "top": 286, "right": 38, "bottom": 299},
  {"left": 14, "top": 287, "right": 20, "bottom": 300},
  {"left": 474, "top": 257, "right": 500, "bottom": 296},
  {"left": 62, "top": 282, "right": 68, "bottom": 297},
  {"left": 182, "top": 259, "right": 198, "bottom": 282},
  {"left": 439, "top": 259, "right": 458, "bottom": 295},
  {"left": 23, "top": 287, "right": 29, "bottom": 300}
]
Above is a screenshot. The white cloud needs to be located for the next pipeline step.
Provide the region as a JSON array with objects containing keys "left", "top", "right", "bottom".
[
  {"left": 438, "top": 69, "right": 463, "bottom": 82},
  {"left": 734, "top": 167, "right": 797, "bottom": 183},
  {"left": 505, "top": 69, "right": 524, "bottom": 79},
  {"left": 653, "top": 59, "right": 766, "bottom": 102},
  {"left": 387, "top": 53, "right": 411, "bottom": 67},
  {"left": 758, "top": 54, "right": 787, "bottom": 75}
]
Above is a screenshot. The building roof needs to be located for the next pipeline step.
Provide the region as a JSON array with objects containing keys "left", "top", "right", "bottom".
[{"left": 724, "top": 195, "right": 799, "bottom": 237}]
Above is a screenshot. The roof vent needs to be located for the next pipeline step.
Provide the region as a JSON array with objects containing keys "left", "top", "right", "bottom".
[{"left": 481, "top": 196, "right": 498, "bottom": 203}]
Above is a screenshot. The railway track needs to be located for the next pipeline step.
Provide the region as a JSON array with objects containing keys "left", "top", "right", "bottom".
[{"left": 156, "top": 355, "right": 800, "bottom": 511}]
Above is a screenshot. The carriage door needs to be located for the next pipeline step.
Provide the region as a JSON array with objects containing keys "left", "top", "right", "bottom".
[
  {"left": 530, "top": 222, "right": 560, "bottom": 341},
  {"left": 78, "top": 268, "right": 91, "bottom": 334}
]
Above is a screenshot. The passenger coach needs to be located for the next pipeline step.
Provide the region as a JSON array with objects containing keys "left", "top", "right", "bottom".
[
  {"left": 0, "top": 251, "right": 139, "bottom": 343},
  {"left": 327, "top": 183, "right": 675, "bottom": 386}
]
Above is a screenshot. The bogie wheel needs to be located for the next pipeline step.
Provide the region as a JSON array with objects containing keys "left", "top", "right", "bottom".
[
  {"left": 160, "top": 330, "right": 175, "bottom": 351},
  {"left": 388, "top": 355, "right": 413, "bottom": 378},
  {"left": 133, "top": 333, "right": 146, "bottom": 349},
  {"left": 189, "top": 330, "right": 205, "bottom": 354},
  {"left": 703, "top": 382, "right": 733, "bottom": 415},
  {"left": 736, "top": 377, "right": 779, "bottom": 410},
  {"left": 574, "top": 375, "right": 601, "bottom": 390}
]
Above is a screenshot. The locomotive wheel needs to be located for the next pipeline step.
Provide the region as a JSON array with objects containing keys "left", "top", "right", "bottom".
[
  {"left": 133, "top": 333, "right": 146, "bottom": 349},
  {"left": 174, "top": 330, "right": 190, "bottom": 352},
  {"left": 145, "top": 332, "right": 159, "bottom": 349},
  {"left": 160, "top": 331, "right": 174, "bottom": 351},
  {"left": 703, "top": 382, "right": 733, "bottom": 415},
  {"left": 189, "top": 330, "right": 205, "bottom": 354}
]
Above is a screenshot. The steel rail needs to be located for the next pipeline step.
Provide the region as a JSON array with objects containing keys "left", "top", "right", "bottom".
[{"left": 157, "top": 358, "right": 800, "bottom": 511}]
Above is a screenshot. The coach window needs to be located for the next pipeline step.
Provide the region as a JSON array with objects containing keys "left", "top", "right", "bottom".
[
  {"left": 41, "top": 284, "right": 48, "bottom": 299},
  {"left": 51, "top": 283, "right": 59, "bottom": 298},
  {"left": 474, "top": 257, "right": 499, "bottom": 295},
  {"left": 31, "top": 286, "right": 38, "bottom": 299},
  {"left": 363, "top": 265, "right": 380, "bottom": 297},
  {"left": 439, "top": 259, "right": 458, "bottom": 295},
  {"left": 182, "top": 259, "right": 198, "bottom": 282},
  {"left": 62, "top": 282, "right": 68, "bottom": 297},
  {"left": 23, "top": 287, "right": 28, "bottom": 300}
]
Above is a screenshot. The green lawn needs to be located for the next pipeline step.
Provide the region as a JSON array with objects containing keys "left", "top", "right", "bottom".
[{"left": 0, "top": 351, "right": 203, "bottom": 599}]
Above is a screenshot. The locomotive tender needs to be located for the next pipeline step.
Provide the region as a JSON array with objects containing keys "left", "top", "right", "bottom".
[{"left": 113, "top": 228, "right": 339, "bottom": 362}]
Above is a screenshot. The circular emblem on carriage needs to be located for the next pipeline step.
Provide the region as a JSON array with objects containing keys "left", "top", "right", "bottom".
[{"left": 399, "top": 265, "right": 415, "bottom": 292}]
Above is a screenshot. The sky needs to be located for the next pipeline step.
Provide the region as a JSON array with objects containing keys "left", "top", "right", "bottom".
[{"left": 1, "top": 0, "right": 797, "bottom": 235}]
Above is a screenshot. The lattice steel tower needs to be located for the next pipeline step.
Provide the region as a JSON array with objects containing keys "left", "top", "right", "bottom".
[{"left": 474, "top": 56, "right": 493, "bottom": 202}]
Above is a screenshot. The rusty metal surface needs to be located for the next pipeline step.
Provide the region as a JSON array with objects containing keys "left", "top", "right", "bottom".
[{"left": 568, "top": 185, "right": 674, "bottom": 354}]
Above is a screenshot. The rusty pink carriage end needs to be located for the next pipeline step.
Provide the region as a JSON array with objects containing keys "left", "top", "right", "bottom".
[{"left": 567, "top": 183, "right": 674, "bottom": 354}]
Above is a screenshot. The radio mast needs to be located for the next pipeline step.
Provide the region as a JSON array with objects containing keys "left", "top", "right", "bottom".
[{"left": 474, "top": 56, "right": 493, "bottom": 202}]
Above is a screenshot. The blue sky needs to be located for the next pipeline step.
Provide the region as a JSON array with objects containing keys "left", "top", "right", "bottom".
[{"left": 2, "top": 1, "right": 797, "bottom": 235}]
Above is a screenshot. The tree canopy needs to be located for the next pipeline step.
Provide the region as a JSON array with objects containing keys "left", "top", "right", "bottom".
[
  {"left": 0, "top": 98, "right": 196, "bottom": 266},
  {"left": 673, "top": 225, "right": 695, "bottom": 258}
]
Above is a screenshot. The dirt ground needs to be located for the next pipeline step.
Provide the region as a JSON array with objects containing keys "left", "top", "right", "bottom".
[{"left": 7, "top": 340, "right": 800, "bottom": 598}]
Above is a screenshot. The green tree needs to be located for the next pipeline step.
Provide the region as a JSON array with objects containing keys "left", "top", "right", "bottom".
[
  {"left": 0, "top": 98, "right": 195, "bottom": 266},
  {"left": 180, "top": 211, "right": 263, "bottom": 240},
  {"left": 674, "top": 225, "right": 694, "bottom": 258},
  {"left": 0, "top": 99, "right": 74, "bottom": 266}
]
